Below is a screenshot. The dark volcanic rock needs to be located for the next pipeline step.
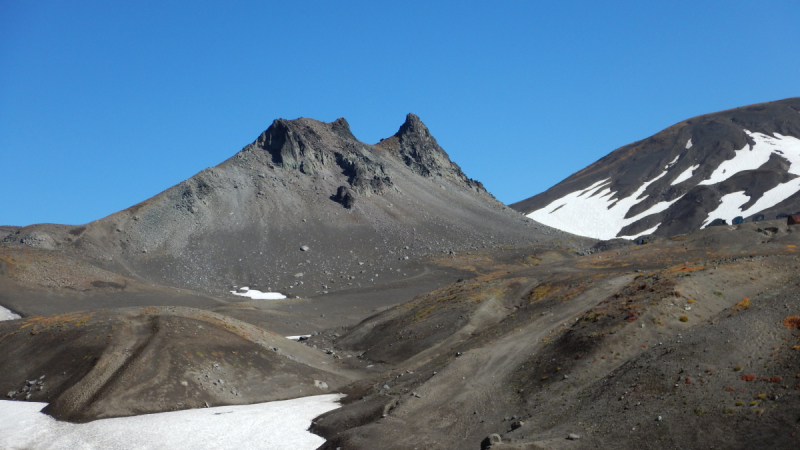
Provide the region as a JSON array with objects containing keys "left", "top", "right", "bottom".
[
  {"left": 332, "top": 186, "right": 356, "bottom": 209},
  {"left": 377, "top": 113, "right": 488, "bottom": 193}
]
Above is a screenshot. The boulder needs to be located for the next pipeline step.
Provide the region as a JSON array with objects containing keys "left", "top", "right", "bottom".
[
  {"left": 333, "top": 185, "right": 356, "bottom": 209},
  {"left": 481, "top": 434, "right": 502, "bottom": 449}
]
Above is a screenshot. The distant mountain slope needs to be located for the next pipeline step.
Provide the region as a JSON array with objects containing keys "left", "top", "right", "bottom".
[
  {"left": 511, "top": 98, "right": 800, "bottom": 239},
  {"left": 3, "top": 114, "right": 575, "bottom": 301}
]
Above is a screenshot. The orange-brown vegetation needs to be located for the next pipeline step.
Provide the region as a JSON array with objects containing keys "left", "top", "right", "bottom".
[
  {"left": 783, "top": 315, "right": 800, "bottom": 329},
  {"left": 732, "top": 298, "right": 751, "bottom": 311}
]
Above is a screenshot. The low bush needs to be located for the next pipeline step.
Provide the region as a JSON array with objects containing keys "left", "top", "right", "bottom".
[
  {"left": 732, "top": 298, "right": 751, "bottom": 311},
  {"left": 783, "top": 315, "right": 800, "bottom": 329}
]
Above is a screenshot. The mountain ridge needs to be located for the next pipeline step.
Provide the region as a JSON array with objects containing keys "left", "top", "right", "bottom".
[
  {"left": 1, "top": 113, "right": 570, "bottom": 311},
  {"left": 511, "top": 97, "right": 800, "bottom": 239}
]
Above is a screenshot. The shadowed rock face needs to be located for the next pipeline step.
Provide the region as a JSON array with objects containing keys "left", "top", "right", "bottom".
[
  {"left": 511, "top": 98, "right": 800, "bottom": 239},
  {"left": 378, "top": 113, "right": 487, "bottom": 191}
]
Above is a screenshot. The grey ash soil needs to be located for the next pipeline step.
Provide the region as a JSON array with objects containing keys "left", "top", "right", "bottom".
[
  {"left": 0, "top": 306, "right": 358, "bottom": 422},
  {"left": 310, "top": 222, "right": 800, "bottom": 449}
]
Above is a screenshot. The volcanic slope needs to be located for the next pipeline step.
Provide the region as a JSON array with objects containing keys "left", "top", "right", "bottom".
[
  {"left": 511, "top": 97, "right": 800, "bottom": 240},
  {"left": 309, "top": 219, "right": 800, "bottom": 449},
  {"left": 1, "top": 114, "right": 580, "bottom": 318}
]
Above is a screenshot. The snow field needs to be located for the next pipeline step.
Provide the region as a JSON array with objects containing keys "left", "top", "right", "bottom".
[
  {"left": 670, "top": 164, "right": 699, "bottom": 186},
  {"left": 528, "top": 131, "right": 800, "bottom": 238},
  {"left": 702, "top": 132, "right": 800, "bottom": 226},
  {"left": 0, "top": 305, "right": 21, "bottom": 321},
  {"left": 527, "top": 172, "right": 684, "bottom": 240},
  {"left": 230, "top": 286, "right": 287, "bottom": 300},
  {"left": 0, "top": 394, "right": 343, "bottom": 450},
  {"left": 286, "top": 335, "right": 313, "bottom": 340}
]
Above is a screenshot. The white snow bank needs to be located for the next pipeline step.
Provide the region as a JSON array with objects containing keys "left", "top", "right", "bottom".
[
  {"left": 527, "top": 172, "right": 684, "bottom": 240},
  {"left": 618, "top": 224, "right": 660, "bottom": 240},
  {"left": 670, "top": 164, "right": 699, "bottom": 186},
  {"left": 286, "top": 335, "right": 312, "bottom": 341},
  {"left": 0, "top": 394, "right": 343, "bottom": 450},
  {"left": 0, "top": 305, "right": 21, "bottom": 321},
  {"left": 699, "top": 131, "right": 800, "bottom": 185},
  {"left": 230, "top": 287, "right": 286, "bottom": 300},
  {"left": 686, "top": 138, "right": 693, "bottom": 149},
  {"left": 702, "top": 192, "right": 751, "bottom": 226},
  {"left": 665, "top": 155, "right": 680, "bottom": 170},
  {"left": 702, "top": 132, "right": 800, "bottom": 226}
]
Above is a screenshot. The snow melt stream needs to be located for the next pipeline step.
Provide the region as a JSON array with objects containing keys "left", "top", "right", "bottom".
[{"left": 0, "top": 394, "right": 343, "bottom": 450}]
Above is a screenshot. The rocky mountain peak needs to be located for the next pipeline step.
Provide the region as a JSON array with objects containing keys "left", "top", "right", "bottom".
[{"left": 375, "top": 113, "right": 488, "bottom": 194}]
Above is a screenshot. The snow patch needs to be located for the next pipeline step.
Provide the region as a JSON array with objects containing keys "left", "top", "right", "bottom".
[
  {"left": 527, "top": 131, "right": 800, "bottom": 239},
  {"left": 0, "top": 305, "right": 21, "bottom": 321},
  {"left": 618, "top": 224, "right": 660, "bottom": 240},
  {"left": 286, "top": 335, "right": 312, "bottom": 341},
  {"left": 702, "top": 192, "right": 751, "bottom": 226},
  {"left": 702, "top": 132, "right": 800, "bottom": 225},
  {"left": 0, "top": 394, "right": 343, "bottom": 450},
  {"left": 665, "top": 155, "right": 680, "bottom": 170},
  {"left": 527, "top": 172, "right": 684, "bottom": 240},
  {"left": 699, "top": 131, "right": 800, "bottom": 185},
  {"left": 231, "top": 287, "right": 286, "bottom": 300},
  {"left": 671, "top": 164, "right": 699, "bottom": 186}
]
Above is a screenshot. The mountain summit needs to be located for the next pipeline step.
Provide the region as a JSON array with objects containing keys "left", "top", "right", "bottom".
[
  {"left": 2, "top": 114, "right": 562, "bottom": 307},
  {"left": 511, "top": 98, "right": 800, "bottom": 239}
]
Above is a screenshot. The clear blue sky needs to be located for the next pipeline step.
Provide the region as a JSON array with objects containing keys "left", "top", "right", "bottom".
[{"left": 2, "top": 0, "right": 798, "bottom": 226}]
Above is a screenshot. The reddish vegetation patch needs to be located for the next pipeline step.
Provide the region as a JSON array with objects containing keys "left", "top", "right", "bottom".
[
  {"left": 770, "top": 377, "right": 782, "bottom": 383},
  {"left": 741, "top": 374, "right": 757, "bottom": 382},
  {"left": 732, "top": 298, "right": 751, "bottom": 311},
  {"left": 783, "top": 315, "right": 800, "bottom": 329},
  {"left": 665, "top": 263, "right": 707, "bottom": 275},
  {"left": 725, "top": 387, "right": 734, "bottom": 392}
]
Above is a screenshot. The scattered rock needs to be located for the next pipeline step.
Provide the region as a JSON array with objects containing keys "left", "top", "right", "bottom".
[
  {"left": 567, "top": 433, "right": 580, "bottom": 440},
  {"left": 481, "top": 434, "right": 502, "bottom": 449},
  {"left": 300, "top": 246, "right": 310, "bottom": 251}
]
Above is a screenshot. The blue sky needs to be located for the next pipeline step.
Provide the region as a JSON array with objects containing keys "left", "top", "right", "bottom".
[{"left": 1, "top": 0, "right": 798, "bottom": 226}]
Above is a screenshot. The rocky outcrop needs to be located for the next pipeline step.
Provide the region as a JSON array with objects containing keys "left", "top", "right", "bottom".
[
  {"left": 332, "top": 186, "right": 356, "bottom": 209},
  {"left": 250, "top": 116, "right": 391, "bottom": 195},
  {"left": 378, "top": 114, "right": 488, "bottom": 193}
]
